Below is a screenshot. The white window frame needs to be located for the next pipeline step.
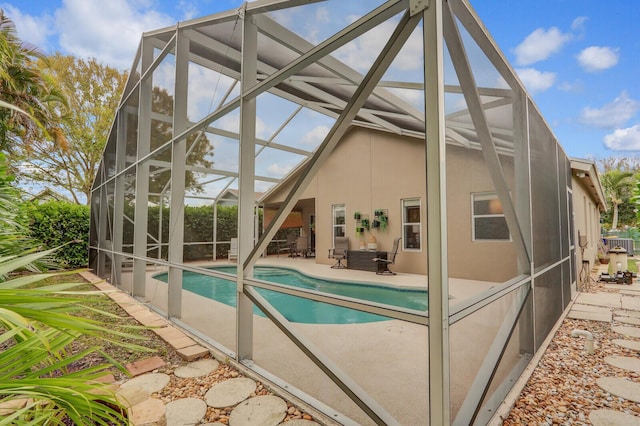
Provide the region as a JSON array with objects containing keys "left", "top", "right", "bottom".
[
  {"left": 332, "top": 204, "right": 346, "bottom": 247},
  {"left": 402, "top": 198, "right": 421, "bottom": 251},
  {"left": 471, "top": 192, "right": 511, "bottom": 242}
]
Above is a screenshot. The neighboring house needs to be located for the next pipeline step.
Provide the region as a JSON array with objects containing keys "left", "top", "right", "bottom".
[
  {"left": 571, "top": 158, "right": 607, "bottom": 278},
  {"left": 28, "top": 188, "right": 72, "bottom": 204},
  {"left": 217, "top": 189, "right": 263, "bottom": 207}
]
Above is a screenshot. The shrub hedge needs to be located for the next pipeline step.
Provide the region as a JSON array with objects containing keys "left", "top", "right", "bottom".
[
  {"left": 26, "top": 201, "right": 290, "bottom": 267},
  {"left": 25, "top": 201, "right": 90, "bottom": 268}
]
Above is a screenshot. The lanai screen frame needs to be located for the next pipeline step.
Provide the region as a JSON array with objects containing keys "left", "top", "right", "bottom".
[{"left": 89, "top": 0, "right": 575, "bottom": 424}]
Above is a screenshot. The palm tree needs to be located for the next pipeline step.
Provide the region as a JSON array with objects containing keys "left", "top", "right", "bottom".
[
  {"left": 0, "top": 11, "right": 67, "bottom": 152},
  {"left": 0, "top": 90, "right": 146, "bottom": 425},
  {"left": 601, "top": 169, "right": 633, "bottom": 230}
]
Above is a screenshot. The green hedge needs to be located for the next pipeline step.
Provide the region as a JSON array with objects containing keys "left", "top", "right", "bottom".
[
  {"left": 27, "top": 200, "right": 278, "bottom": 267},
  {"left": 25, "top": 201, "right": 90, "bottom": 268},
  {"left": 122, "top": 204, "right": 253, "bottom": 260}
]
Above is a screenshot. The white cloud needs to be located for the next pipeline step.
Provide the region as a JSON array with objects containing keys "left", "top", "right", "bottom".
[
  {"left": 515, "top": 68, "right": 556, "bottom": 93},
  {"left": 604, "top": 125, "right": 640, "bottom": 151},
  {"left": 177, "top": 0, "right": 199, "bottom": 21},
  {"left": 571, "top": 16, "right": 588, "bottom": 32},
  {"left": 577, "top": 46, "right": 619, "bottom": 72},
  {"left": 387, "top": 87, "right": 424, "bottom": 109},
  {"left": 557, "top": 80, "right": 583, "bottom": 93},
  {"left": 2, "top": 4, "right": 54, "bottom": 50},
  {"left": 305, "top": 6, "right": 330, "bottom": 44},
  {"left": 514, "top": 27, "right": 571, "bottom": 66},
  {"left": 54, "top": 0, "right": 174, "bottom": 69},
  {"left": 215, "top": 112, "right": 270, "bottom": 139},
  {"left": 580, "top": 91, "right": 639, "bottom": 128},
  {"left": 334, "top": 17, "right": 422, "bottom": 72},
  {"left": 302, "top": 125, "right": 330, "bottom": 146},
  {"left": 267, "top": 163, "right": 293, "bottom": 177}
]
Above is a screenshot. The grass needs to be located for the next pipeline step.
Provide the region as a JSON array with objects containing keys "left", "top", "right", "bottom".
[{"left": 26, "top": 273, "right": 181, "bottom": 380}]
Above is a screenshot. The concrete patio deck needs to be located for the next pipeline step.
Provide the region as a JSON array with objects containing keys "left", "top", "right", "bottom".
[{"left": 111, "top": 256, "right": 520, "bottom": 425}]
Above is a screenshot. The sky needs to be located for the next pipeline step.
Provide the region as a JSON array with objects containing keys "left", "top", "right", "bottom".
[{"left": 4, "top": 0, "right": 640, "bottom": 161}]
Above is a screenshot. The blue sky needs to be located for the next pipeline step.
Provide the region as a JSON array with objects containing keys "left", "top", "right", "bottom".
[{"left": 5, "top": 0, "right": 640, "bottom": 161}]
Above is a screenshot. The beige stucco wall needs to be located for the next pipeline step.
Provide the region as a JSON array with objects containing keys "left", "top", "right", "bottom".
[
  {"left": 571, "top": 175, "right": 601, "bottom": 269},
  {"left": 262, "top": 126, "right": 520, "bottom": 281},
  {"left": 315, "top": 127, "right": 427, "bottom": 274},
  {"left": 445, "top": 145, "right": 517, "bottom": 281}
]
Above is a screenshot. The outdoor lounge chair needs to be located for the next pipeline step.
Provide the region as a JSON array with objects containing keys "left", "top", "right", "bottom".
[
  {"left": 228, "top": 237, "right": 238, "bottom": 262},
  {"left": 373, "top": 237, "right": 401, "bottom": 275},
  {"left": 329, "top": 236, "right": 349, "bottom": 269}
]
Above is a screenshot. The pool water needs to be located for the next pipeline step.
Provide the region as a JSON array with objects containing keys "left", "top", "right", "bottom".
[{"left": 154, "top": 266, "right": 428, "bottom": 324}]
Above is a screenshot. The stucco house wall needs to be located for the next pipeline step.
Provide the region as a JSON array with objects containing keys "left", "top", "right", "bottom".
[
  {"left": 262, "top": 126, "right": 520, "bottom": 282},
  {"left": 570, "top": 159, "right": 606, "bottom": 282}
]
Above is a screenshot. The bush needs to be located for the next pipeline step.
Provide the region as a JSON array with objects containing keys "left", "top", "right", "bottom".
[{"left": 25, "top": 201, "right": 90, "bottom": 268}]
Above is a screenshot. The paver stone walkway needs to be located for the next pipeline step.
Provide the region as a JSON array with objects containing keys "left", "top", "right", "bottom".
[
  {"left": 229, "top": 395, "right": 287, "bottom": 426},
  {"left": 589, "top": 409, "right": 640, "bottom": 426},
  {"left": 165, "top": 398, "right": 208, "bottom": 425}
]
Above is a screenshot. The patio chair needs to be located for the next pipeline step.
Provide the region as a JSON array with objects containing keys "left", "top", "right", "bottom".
[
  {"left": 329, "top": 236, "right": 349, "bottom": 269},
  {"left": 295, "top": 236, "right": 308, "bottom": 258},
  {"left": 228, "top": 237, "right": 238, "bottom": 262},
  {"left": 373, "top": 237, "right": 401, "bottom": 275},
  {"left": 286, "top": 233, "right": 298, "bottom": 257}
]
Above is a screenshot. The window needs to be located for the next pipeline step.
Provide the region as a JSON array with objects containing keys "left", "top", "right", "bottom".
[
  {"left": 472, "top": 192, "right": 510, "bottom": 241},
  {"left": 332, "top": 205, "right": 345, "bottom": 246},
  {"left": 402, "top": 198, "right": 421, "bottom": 250}
]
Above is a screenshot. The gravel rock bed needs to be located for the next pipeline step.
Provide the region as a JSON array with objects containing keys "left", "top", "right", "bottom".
[{"left": 502, "top": 281, "right": 640, "bottom": 425}]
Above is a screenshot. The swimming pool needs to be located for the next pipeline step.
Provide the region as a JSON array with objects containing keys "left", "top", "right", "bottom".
[{"left": 153, "top": 266, "right": 428, "bottom": 324}]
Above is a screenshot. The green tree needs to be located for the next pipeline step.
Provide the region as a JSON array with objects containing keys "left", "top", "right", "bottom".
[
  {"left": 0, "top": 12, "right": 66, "bottom": 153},
  {"left": 601, "top": 169, "right": 634, "bottom": 230},
  {"left": 141, "top": 87, "right": 214, "bottom": 195},
  {"left": 15, "top": 54, "right": 127, "bottom": 204}
]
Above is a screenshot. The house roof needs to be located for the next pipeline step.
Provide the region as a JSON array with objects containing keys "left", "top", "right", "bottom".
[
  {"left": 28, "top": 188, "right": 72, "bottom": 204},
  {"left": 570, "top": 158, "right": 607, "bottom": 211}
]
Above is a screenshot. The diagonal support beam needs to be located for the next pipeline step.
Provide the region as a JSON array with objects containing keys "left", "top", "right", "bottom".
[
  {"left": 244, "top": 8, "right": 422, "bottom": 270},
  {"left": 442, "top": 2, "right": 531, "bottom": 267},
  {"left": 243, "top": 286, "right": 400, "bottom": 425},
  {"left": 453, "top": 284, "right": 531, "bottom": 425},
  {"left": 242, "top": 0, "right": 408, "bottom": 102}
]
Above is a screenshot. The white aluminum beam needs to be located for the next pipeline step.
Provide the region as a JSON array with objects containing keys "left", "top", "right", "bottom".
[
  {"left": 240, "top": 8, "right": 421, "bottom": 425},
  {"left": 246, "top": 8, "right": 421, "bottom": 271},
  {"left": 112, "top": 110, "right": 126, "bottom": 288},
  {"left": 236, "top": 13, "right": 259, "bottom": 361},
  {"left": 167, "top": 30, "right": 190, "bottom": 318},
  {"left": 244, "top": 286, "right": 400, "bottom": 425},
  {"left": 453, "top": 284, "right": 531, "bottom": 425},
  {"left": 135, "top": 38, "right": 164, "bottom": 297},
  {"left": 242, "top": 0, "right": 408, "bottom": 102},
  {"left": 423, "top": 1, "right": 450, "bottom": 425},
  {"left": 442, "top": 3, "right": 531, "bottom": 268}
]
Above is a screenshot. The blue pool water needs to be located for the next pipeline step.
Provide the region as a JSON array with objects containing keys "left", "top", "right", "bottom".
[{"left": 154, "top": 266, "right": 428, "bottom": 324}]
